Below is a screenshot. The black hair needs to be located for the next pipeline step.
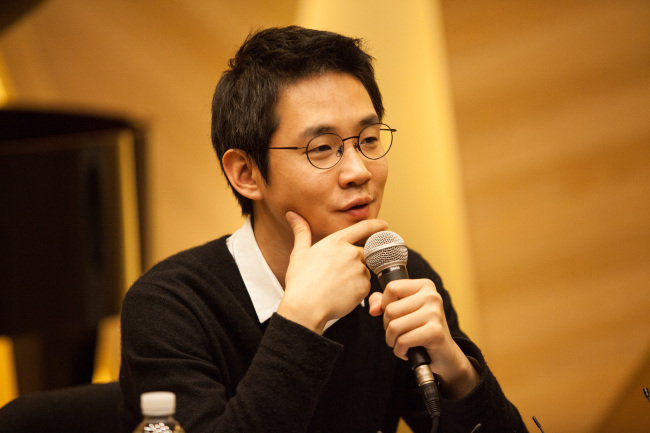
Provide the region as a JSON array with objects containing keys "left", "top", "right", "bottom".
[{"left": 211, "top": 26, "right": 384, "bottom": 216}]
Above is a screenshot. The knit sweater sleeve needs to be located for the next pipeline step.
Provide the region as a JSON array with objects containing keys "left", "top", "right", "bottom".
[
  {"left": 402, "top": 250, "right": 528, "bottom": 433},
  {"left": 438, "top": 338, "right": 528, "bottom": 433},
  {"left": 211, "top": 313, "right": 344, "bottom": 432},
  {"left": 119, "top": 242, "right": 344, "bottom": 433}
]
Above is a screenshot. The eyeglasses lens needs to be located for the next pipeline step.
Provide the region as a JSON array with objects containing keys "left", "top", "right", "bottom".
[{"left": 306, "top": 124, "right": 392, "bottom": 169}]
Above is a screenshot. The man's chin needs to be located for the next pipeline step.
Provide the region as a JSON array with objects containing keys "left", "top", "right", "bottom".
[{"left": 311, "top": 216, "right": 378, "bottom": 245}]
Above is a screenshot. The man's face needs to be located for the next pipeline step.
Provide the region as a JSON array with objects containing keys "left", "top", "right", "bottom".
[{"left": 254, "top": 72, "right": 388, "bottom": 245}]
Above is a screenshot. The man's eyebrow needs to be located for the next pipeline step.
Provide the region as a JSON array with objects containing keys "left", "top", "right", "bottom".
[
  {"left": 300, "top": 124, "right": 336, "bottom": 139},
  {"left": 299, "top": 114, "right": 380, "bottom": 139},
  {"left": 359, "top": 114, "right": 380, "bottom": 127}
]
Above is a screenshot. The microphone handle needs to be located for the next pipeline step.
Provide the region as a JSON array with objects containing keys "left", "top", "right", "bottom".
[
  {"left": 377, "top": 265, "right": 432, "bottom": 369},
  {"left": 377, "top": 265, "right": 431, "bottom": 370},
  {"left": 376, "top": 265, "right": 441, "bottom": 421},
  {"left": 376, "top": 263, "right": 409, "bottom": 288}
]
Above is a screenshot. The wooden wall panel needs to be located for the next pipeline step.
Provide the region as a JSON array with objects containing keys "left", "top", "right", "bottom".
[
  {"left": 0, "top": 0, "right": 298, "bottom": 266},
  {"left": 440, "top": 1, "right": 650, "bottom": 431}
]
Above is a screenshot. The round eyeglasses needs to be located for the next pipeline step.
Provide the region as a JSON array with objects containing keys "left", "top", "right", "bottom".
[{"left": 268, "top": 123, "right": 396, "bottom": 170}]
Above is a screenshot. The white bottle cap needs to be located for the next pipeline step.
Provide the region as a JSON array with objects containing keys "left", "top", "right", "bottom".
[{"left": 140, "top": 391, "right": 176, "bottom": 416}]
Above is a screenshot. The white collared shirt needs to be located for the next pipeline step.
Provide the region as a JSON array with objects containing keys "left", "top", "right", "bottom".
[{"left": 226, "top": 218, "right": 340, "bottom": 330}]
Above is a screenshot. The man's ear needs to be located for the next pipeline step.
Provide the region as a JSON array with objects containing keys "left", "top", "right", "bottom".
[{"left": 222, "top": 149, "right": 264, "bottom": 201}]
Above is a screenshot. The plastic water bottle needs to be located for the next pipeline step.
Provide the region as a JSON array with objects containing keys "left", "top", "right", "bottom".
[{"left": 133, "top": 391, "right": 185, "bottom": 433}]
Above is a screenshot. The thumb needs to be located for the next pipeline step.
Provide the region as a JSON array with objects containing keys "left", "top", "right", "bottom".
[
  {"left": 368, "top": 292, "right": 384, "bottom": 316},
  {"left": 286, "top": 211, "right": 312, "bottom": 251}
]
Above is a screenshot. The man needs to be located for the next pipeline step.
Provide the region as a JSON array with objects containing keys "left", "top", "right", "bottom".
[{"left": 119, "top": 26, "right": 527, "bottom": 432}]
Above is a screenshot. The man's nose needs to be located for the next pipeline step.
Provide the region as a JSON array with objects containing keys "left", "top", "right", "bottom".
[{"left": 337, "top": 141, "right": 371, "bottom": 186}]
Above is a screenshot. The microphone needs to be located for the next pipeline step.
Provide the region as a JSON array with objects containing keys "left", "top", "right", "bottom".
[
  {"left": 364, "top": 231, "right": 441, "bottom": 427},
  {"left": 532, "top": 416, "right": 545, "bottom": 433}
]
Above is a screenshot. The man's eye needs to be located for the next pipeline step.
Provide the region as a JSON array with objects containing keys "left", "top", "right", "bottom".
[
  {"left": 360, "top": 136, "right": 379, "bottom": 145},
  {"left": 308, "top": 144, "right": 334, "bottom": 154}
]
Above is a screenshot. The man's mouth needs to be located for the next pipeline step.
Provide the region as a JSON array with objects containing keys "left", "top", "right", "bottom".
[
  {"left": 340, "top": 199, "right": 372, "bottom": 219},
  {"left": 341, "top": 197, "right": 372, "bottom": 212},
  {"left": 347, "top": 203, "right": 366, "bottom": 211}
]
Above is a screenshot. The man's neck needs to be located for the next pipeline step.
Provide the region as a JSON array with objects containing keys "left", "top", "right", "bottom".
[{"left": 250, "top": 215, "right": 294, "bottom": 288}]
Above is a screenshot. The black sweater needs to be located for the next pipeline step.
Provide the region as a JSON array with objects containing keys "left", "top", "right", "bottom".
[{"left": 119, "top": 236, "right": 527, "bottom": 433}]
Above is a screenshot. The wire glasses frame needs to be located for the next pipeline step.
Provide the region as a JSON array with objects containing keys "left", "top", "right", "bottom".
[{"left": 268, "top": 122, "right": 396, "bottom": 170}]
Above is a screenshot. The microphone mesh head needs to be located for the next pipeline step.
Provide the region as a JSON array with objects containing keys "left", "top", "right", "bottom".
[{"left": 364, "top": 231, "right": 408, "bottom": 274}]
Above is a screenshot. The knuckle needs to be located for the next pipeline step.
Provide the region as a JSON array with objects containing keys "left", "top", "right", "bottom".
[
  {"left": 384, "top": 332, "right": 394, "bottom": 347},
  {"left": 393, "top": 336, "right": 408, "bottom": 356},
  {"left": 422, "top": 288, "right": 442, "bottom": 305},
  {"left": 424, "top": 324, "right": 445, "bottom": 346},
  {"left": 386, "top": 322, "right": 403, "bottom": 344},
  {"left": 422, "top": 302, "right": 440, "bottom": 318},
  {"left": 383, "top": 304, "right": 397, "bottom": 321}
]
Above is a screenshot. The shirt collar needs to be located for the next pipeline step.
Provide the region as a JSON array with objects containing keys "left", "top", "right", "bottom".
[
  {"left": 226, "top": 218, "right": 343, "bottom": 330},
  {"left": 226, "top": 218, "right": 283, "bottom": 324}
]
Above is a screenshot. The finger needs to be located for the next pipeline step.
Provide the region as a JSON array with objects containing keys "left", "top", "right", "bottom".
[
  {"left": 385, "top": 317, "right": 428, "bottom": 360},
  {"left": 286, "top": 211, "right": 312, "bottom": 251},
  {"left": 368, "top": 292, "right": 384, "bottom": 316},
  {"left": 335, "top": 218, "right": 388, "bottom": 246},
  {"left": 383, "top": 292, "right": 421, "bottom": 326},
  {"left": 386, "top": 312, "right": 436, "bottom": 354},
  {"left": 384, "top": 297, "right": 438, "bottom": 338},
  {"left": 381, "top": 279, "right": 437, "bottom": 311},
  {"left": 393, "top": 322, "right": 445, "bottom": 361},
  {"left": 380, "top": 280, "right": 413, "bottom": 312}
]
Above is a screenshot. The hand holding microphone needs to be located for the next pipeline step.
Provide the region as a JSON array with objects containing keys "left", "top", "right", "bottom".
[
  {"left": 364, "top": 231, "right": 441, "bottom": 425},
  {"left": 364, "top": 231, "right": 481, "bottom": 427}
]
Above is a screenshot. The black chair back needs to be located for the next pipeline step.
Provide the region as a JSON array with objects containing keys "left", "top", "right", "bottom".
[{"left": 0, "top": 382, "right": 121, "bottom": 433}]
